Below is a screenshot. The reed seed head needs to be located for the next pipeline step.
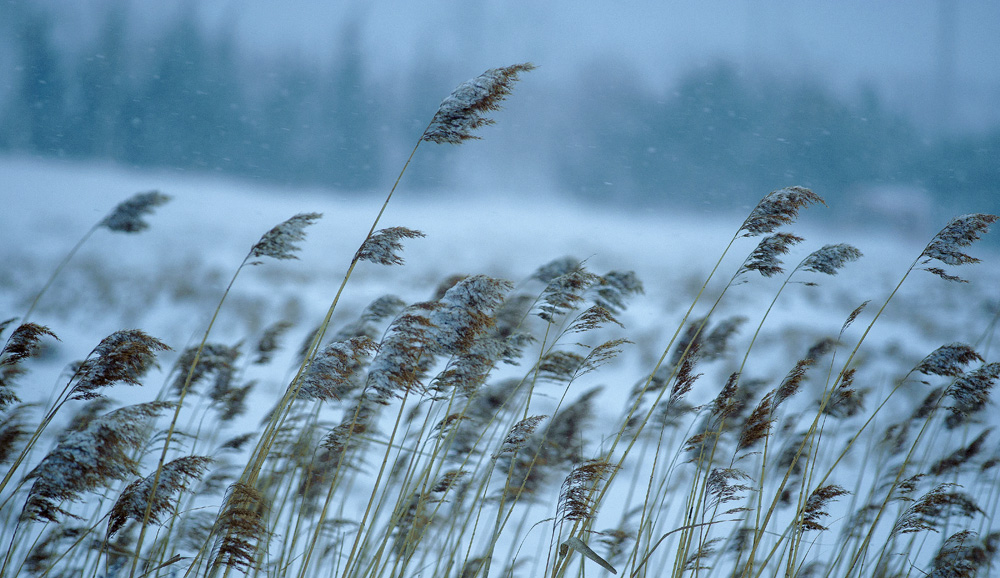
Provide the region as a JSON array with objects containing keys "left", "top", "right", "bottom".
[
  {"left": 738, "top": 391, "right": 775, "bottom": 451},
  {"left": 213, "top": 481, "right": 271, "bottom": 573},
  {"left": 107, "top": 455, "right": 213, "bottom": 538},
  {"left": 800, "top": 485, "right": 849, "bottom": 532},
  {"left": 931, "top": 429, "right": 992, "bottom": 475},
  {"left": 891, "top": 484, "right": 981, "bottom": 537},
  {"left": 921, "top": 213, "right": 998, "bottom": 282},
  {"left": 422, "top": 63, "right": 535, "bottom": 144},
  {"left": 593, "top": 270, "right": 644, "bottom": 314},
  {"left": 799, "top": 243, "right": 863, "bottom": 275},
  {"left": 557, "top": 459, "right": 617, "bottom": 523},
  {"left": 706, "top": 467, "right": 753, "bottom": 512},
  {"left": 355, "top": 226, "right": 425, "bottom": 266},
  {"left": 298, "top": 336, "right": 378, "bottom": 401},
  {"left": 99, "top": 191, "right": 171, "bottom": 233},
  {"left": 21, "top": 401, "right": 173, "bottom": 523},
  {"left": 536, "top": 266, "right": 600, "bottom": 322},
  {"left": 2, "top": 322, "right": 58, "bottom": 367},
  {"left": 738, "top": 233, "right": 805, "bottom": 279},
  {"left": 249, "top": 212, "right": 322, "bottom": 262},
  {"left": 2, "top": 323, "right": 58, "bottom": 409},
  {"left": 915, "top": 343, "right": 983, "bottom": 378},
  {"left": 944, "top": 363, "right": 1000, "bottom": 428},
  {"left": 740, "top": 186, "right": 825, "bottom": 237},
  {"left": 493, "top": 415, "right": 548, "bottom": 460},
  {"left": 929, "top": 530, "right": 996, "bottom": 578},
  {"left": 71, "top": 330, "right": 170, "bottom": 400}
]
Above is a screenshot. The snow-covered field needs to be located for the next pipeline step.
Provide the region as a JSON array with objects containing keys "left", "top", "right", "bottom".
[
  {"left": 4, "top": 155, "right": 996, "bottom": 395},
  {"left": 2, "top": 155, "right": 998, "bottom": 576}
]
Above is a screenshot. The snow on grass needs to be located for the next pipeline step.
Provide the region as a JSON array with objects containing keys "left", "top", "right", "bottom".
[
  {"left": 2, "top": 155, "right": 998, "bottom": 577},
  {"left": 2, "top": 155, "right": 996, "bottom": 412}
]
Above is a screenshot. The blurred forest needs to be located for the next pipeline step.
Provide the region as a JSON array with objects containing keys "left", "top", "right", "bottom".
[{"left": 1, "top": 3, "right": 997, "bottom": 219}]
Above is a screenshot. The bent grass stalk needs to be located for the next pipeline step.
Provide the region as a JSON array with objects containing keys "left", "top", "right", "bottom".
[
  {"left": 269, "top": 65, "right": 536, "bottom": 578},
  {"left": 736, "top": 216, "right": 997, "bottom": 578},
  {"left": 555, "top": 188, "right": 825, "bottom": 578},
  {"left": 5, "top": 66, "right": 1000, "bottom": 578},
  {"left": 20, "top": 192, "right": 171, "bottom": 325},
  {"left": 124, "top": 212, "right": 321, "bottom": 578}
]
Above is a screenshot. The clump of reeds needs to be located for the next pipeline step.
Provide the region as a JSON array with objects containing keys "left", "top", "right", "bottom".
[{"left": 2, "top": 61, "right": 999, "bottom": 578}]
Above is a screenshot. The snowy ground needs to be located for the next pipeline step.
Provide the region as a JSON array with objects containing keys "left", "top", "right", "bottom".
[{"left": 3, "top": 154, "right": 998, "bottom": 420}]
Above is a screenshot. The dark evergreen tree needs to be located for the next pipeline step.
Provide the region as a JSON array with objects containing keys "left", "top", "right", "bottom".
[
  {"left": 64, "top": 5, "right": 129, "bottom": 157},
  {"left": 2, "top": 7, "right": 68, "bottom": 153}
]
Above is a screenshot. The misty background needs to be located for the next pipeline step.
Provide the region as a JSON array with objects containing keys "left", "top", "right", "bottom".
[{"left": 2, "top": 0, "right": 998, "bottom": 234}]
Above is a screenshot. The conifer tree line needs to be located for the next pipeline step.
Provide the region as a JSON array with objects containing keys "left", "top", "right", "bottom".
[{"left": 0, "top": 3, "right": 996, "bottom": 213}]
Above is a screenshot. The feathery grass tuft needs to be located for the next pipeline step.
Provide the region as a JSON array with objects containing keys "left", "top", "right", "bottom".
[
  {"left": 70, "top": 329, "right": 170, "bottom": 400},
  {"left": 557, "top": 459, "right": 617, "bottom": 523},
  {"left": 1, "top": 322, "right": 57, "bottom": 368},
  {"left": 799, "top": 243, "right": 863, "bottom": 275},
  {"left": 355, "top": 226, "right": 425, "bottom": 266},
  {"left": 738, "top": 232, "right": 805, "bottom": 278},
  {"left": 890, "top": 484, "right": 981, "bottom": 537},
  {"left": 915, "top": 343, "right": 984, "bottom": 377},
  {"left": 800, "top": 485, "right": 849, "bottom": 532},
  {"left": 107, "top": 455, "right": 213, "bottom": 538},
  {"left": 212, "top": 481, "right": 271, "bottom": 573},
  {"left": 739, "top": 186, "right": 825, "bottom": 236},
  {"left": 99, "top": 191, "right": 171, "bottom": 233},
  {"left": 422, "top": 63, "right": 536, "bottom": 144},
  {"left": 920, "top": 213, "right": 998, "bottom": 281},
  {"left": 21, "top": 401, "right": 173, "bottom": 523},
  {"left": 249, "top": 212, "right": 322, "bottom": 262}
]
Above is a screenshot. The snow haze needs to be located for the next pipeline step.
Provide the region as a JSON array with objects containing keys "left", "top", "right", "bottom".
[
  {"left": 2, "top": 152, "right": 998, "bottom": 576},
  {"left": 39, "top": 0, "right": 1000, "bottom": 131}
]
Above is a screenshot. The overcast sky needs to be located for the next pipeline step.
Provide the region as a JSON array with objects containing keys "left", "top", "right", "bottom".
[
  {"left": 22, "top": 0, "right": 1000, "bottom": 131},
  {"left": 199, "top": 0, "right": 1000, "bottom": 131}
]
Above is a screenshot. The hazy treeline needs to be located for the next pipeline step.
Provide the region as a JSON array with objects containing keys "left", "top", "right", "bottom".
[{"left": 1, "top": 3, "right": 997, "bottom": 212}]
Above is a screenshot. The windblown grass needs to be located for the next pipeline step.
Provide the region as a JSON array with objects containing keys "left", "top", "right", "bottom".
[{"left": 1, "top": 64, "right": 999, "bottom": 578}]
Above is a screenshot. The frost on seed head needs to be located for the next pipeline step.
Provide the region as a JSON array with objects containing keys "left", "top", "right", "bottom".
[
  {"left": 422, "top": 63, "right": 535, "bottom": 144},
  {"left": 355, "top": 227, "right": 425, "bottom": 266},
  {"left": 799, "top": 244, "right": 863, "bottom": 275},
  {"left": 249, "top": 212, "right": 322, "bottom": 263},
  {"left": 740, "top": 186, "right": 824, "bottom": 237},
  {"left": 920, "top": 213, "right": 997, "bottom": 282}
]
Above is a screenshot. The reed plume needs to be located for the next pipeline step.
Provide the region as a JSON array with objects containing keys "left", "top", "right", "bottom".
[
  {"left": 248, "top": 212, "right": 323, "bottom": 263},
  {"left": 99, "top": 191, "right": 171, "bottom": 233},
  {"left": 737, "top": 233, "right": 804, "bottom": 279},
  {"left": 799, "top": 243, "right": 863, "bottom": 275},
  {"left": 422, "top": 63, "right": 536, "bottom": 144},
  {"left": 799, "top": 485, "right": 849, "bottom": 532},
  {"left": 355, "top": 227, "right": 425, "bottom": 266},
  {"left": 890, "top": 484, "right": 981, "bottom": 537},
  {"left": 107, "top": 455, "right": 213, "bottom": 538},
  {"left": 915, "top": 343, "right": 983, "bottom": 378},
  {"left": 943, "top": 362, "right": 1000, "bottom": 428},
  {"left": 493, "top": 415, "right": 549, "bottom": 460},
  {"left": 21, "top": 401, "right": 173, "bottom": 523},
  {"left": 1, "top": 322, "right": 57, "bottom": 409},
  {"left": 69, "top": 329, "right": 170, "bottom": 401},
  {"left": 212, "top": 481, "right": 271, "bottom": 573},
  {"left": 920, "top": 213, "right": 998, "bottom": 282},
  {"left": 557, "top": 459, "right": 617, "bottom": 523},
  {"left": 739, "top": 186, "right": 825, "bottom": 236},
  {"left": 298, "top": 336, "right": 378, "bottom": 401}
]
